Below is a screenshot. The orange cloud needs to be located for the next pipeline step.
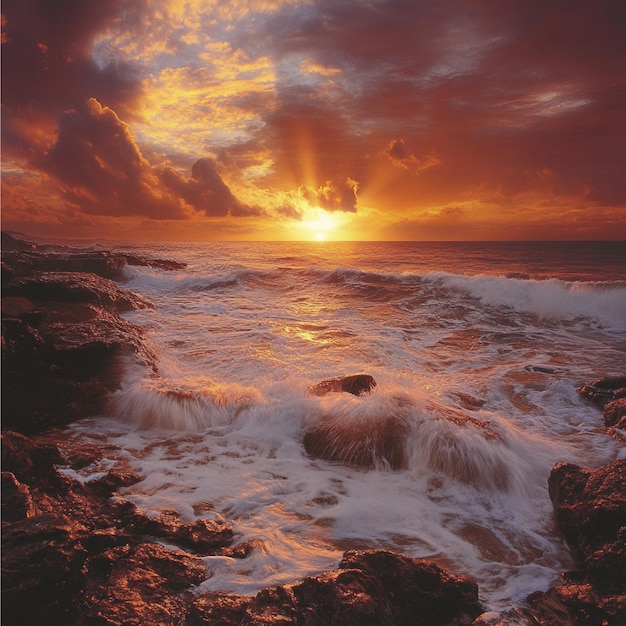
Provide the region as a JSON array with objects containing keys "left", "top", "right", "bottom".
[{"left": 385, "top": 139, "right": 441, "bottom": 174}]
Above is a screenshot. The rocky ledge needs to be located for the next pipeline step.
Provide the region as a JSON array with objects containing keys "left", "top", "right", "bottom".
[
  {"left": 1, "top": 232, "right": 185, "bottom": 433},
  {"left": 2, "top": 233, "right": 624, "bottom": 625}
]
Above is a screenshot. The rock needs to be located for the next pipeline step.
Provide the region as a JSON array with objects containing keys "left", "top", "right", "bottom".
[
  {"left": 307, "top": 374, "right": 377, "bottom": 397},
  {"left": 80, "top": 543, "right": 206, "bottom": 626},
  {"left": 137, "top": 509, "right": 235, "bottom": 555},
  {"left": 548, "top": 459, "right": 626, "bottom": 587},
  {"left": 1, "top": 513, "right": 90, "bottom": 625},
  {"left": 1, "top": 471, "right": 36, "bottom": 521},
  {"left": 232, "top": 550, "right": 482, "bottom": 626},
  {"left": 1, "top": 231, "right": 36, "bottom": 251},
  {"left": 1, "top": 276, "right": 158, "bottom": 434},
  {"left": 1, "top": 430, "right": 66, "bottom": 485},
  {"left": 3, "top": 271, "right": 154, "bottom": 311},
  {"left": 188, "top": 593, "right": 250, "bottom": 626},
  {"left": 1, "top": 231, "right": 186, "bottom": 280},
  {"left": 578, "top": 376, "right": 626, "bottom": 408},
  {"left": 603, "top": 397, "right": 626, "bottom": 429},
  {"left": 0, "top": 430, "right": 239, "bottom": 626},
  {"left": 523, "top": 459, "right": 626, "bottom": 624},
  {"left": 303, "top": 413, "right": 409, "bottom": 470}
]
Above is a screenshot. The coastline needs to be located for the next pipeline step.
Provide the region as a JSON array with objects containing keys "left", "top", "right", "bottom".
[{"left": 2, "top": 232, "right": 624, "bottom": 625}]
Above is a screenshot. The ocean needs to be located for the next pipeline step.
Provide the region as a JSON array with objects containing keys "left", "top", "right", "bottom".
[{"left": 60, "top": 240, "right": 626, "bottom": 612}]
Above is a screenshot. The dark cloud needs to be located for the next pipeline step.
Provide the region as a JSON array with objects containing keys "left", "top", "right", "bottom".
[
  {"left": 245, "top": 0, "right": 626, "bottom": 209},
  {"left": 385, "top": 139, "right": 441, "bottom": 174},
  {"left": 42, "top": 98, "right": 260, "bottom": 219},
  {"left": 1, "top": 0, "right": 142, "bottom": 158}
]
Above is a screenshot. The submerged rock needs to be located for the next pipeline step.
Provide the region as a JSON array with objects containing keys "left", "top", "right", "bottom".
[
  {"left": 303, "top": 413, "right": 409, "bottom": 470},
  {"left": 307, "top": 374, "right": 377, "bottom": 397}
]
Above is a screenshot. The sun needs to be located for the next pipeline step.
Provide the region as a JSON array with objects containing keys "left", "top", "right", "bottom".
[{"left": 297, "top": 207, "right": 341, "bottom": 241}]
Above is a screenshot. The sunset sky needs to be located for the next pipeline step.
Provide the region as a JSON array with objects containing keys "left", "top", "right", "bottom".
[{"left": 2, "top": 0, "right": 625, "bottom": 241}]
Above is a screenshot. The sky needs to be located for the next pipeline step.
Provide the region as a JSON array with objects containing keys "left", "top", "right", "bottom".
[{"left": 2, "top": 0, "right": 625, "bottom": 242}]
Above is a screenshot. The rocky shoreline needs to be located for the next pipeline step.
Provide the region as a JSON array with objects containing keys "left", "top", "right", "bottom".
[{"left": 2, "top": 232, "right": 625, "bottom": 625}]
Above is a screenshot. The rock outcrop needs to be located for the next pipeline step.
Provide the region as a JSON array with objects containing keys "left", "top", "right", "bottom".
[
  {"left": 307, "top": 374, "right": 377, "bottom": 397},
  {"left": 1, "top": 234, "right": 173, "bottom": 434},
  {"left": 517, "top": 459, "right": 626, "bottom": 625},
  {"left": 578, "top": 376, "right": 626, "bottom": 429}
]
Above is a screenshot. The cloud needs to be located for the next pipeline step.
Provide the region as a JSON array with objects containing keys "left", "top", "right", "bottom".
[
  {"left": 2, "top": 0, "right": 625, "bottom": 240},
  {"left": 299, "top": 178, "right": 359, "bottom": 212},
  {"left": 42, "top": 98, "right": 260, "bottom": 219},
  {"left": 1, "top": 0, "right": 142, "bottom": 156},
  {"left": 385, "top": 139, "right": 441, "bottom": 174}
]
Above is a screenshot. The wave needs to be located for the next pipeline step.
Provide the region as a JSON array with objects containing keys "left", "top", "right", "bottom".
[
  {"left": 109, "top": 376, "right": 263, "bottom": 430},
  {"left": 123, "top": 265, "right": 279, "bottom": 294},
  {"left": 113, "top": 371, "right": 561, "bottom": 498},
  {"left": 423, "top": 271, "right": 626, "bottom": 329}
]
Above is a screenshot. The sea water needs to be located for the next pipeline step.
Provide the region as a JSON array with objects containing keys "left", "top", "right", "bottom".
[{"left": 62, "top": 240, "right": 626, "bottom": 611}]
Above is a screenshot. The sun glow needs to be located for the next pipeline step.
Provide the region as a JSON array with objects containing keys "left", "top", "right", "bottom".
[{"left": 298, "top": 207, "right": 342, "bottom": 241}]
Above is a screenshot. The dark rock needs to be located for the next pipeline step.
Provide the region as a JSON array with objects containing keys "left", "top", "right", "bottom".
[
  {"left": 231, "top": 550, "right": 482, "bottom": 626},
  {"left": 1, "top": 430, "right": 65, "bottom": 485},
  {"left": 578, "top": 376, "right": 626, "bottom": 408},
  {"left": 603, "top": 397, "right": 626, "bottom": 429},
  {"left": 81, "top": 543, "right": 206, "bottom": 626},
  {"left": 122, "top": 253, "right": 187, "bottom": 272},
  {"left": 1, "top": 292, "right": 158, "bottom": 434},
  {"left": 1, "top": 513, "right": 89, "bottom": 625},
  {"left": 188, "top": 593, "right": 250, "bottom": 626},
  {"left": 3, "top": 271, "right": 153, "bottom": 311},
  {"left": 303, "top": 412, "right": 409, "bottom": 470},
  {"left": 1, "top": 471, "right": 36, "bottom": 521},
  {"left": 548, "top": 459, "right": 626, "bottom": 588},
  {"left": 1, "top": 232, "right": 186, "bottom": 279},
  {"left": 527, "top": 459, "right": 626, "bottom": 625},
  {"left": 307, "top": 374, "right": 377, "bottom": 397},
  {"left": 1, "top": 231, "right": 36, "bottom": 251},
  {"left": 137, "top": 508, "right": 235, "bottom": 555}
]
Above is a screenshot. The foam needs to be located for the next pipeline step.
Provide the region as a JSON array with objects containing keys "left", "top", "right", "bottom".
[{"left": 424, "top": 271, "right": 626, "bottom": 329}]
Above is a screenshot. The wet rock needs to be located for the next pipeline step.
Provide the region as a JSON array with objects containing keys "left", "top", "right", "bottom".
[
  {"left": 303, "top": 413, "right": 409, "bottom": 470},
  {"left": 137, "top": 508, "right": 235, "bottom": 555},
  {"left": 1, "top": 430, "right": 66, "bottom": 485},
  {"left": 307, "top": 374, "right": 377, "bottom": 397},
  {"left": 1, "top": 471, "right": 36, "bottom": 521},
  {"left": 1, "top": 231, "right": 36, "bottom": 251},
  {"left": 1, "top": 431, "right": 238, "bottom": 626},
  {"left": 231, "top": 550, "right": 482, "bottom": 626},
  {"left": 3, "top": 271, "right": 153, "bottom": 311},
  {"left": 578, "top": 376, "right": 626, "bottom": 408},
  {"left": 548, "top": 459, "right": 626, "bottom": 588},
  {"left": 603, "top": 397, "right": 626, "bottom": 429},
  {"left": 2, "top": 278, "right": 158, "bottom": 433},
  {"left": 80, "top": 543, "right": 206, "bottom": 626},
  {"left": 2, "top": 231, "right": 186, "bottom": 279},
  {"left": 521, "top": 460, "right": 626, "bottom": 625},
  {"left": 1, "top": 513, "right": 90, "bottom": 625},
  {"left": 188, "top": 593, "right": 250, "bottom": 626}
]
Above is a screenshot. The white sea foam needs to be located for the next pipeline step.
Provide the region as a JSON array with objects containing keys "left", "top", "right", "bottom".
[{"left": 424, "top": 271, "right": 626, "bottom": 329}]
